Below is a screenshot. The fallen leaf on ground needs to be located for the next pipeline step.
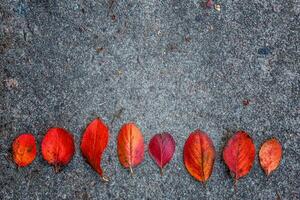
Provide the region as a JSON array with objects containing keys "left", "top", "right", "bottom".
[
  {"left": 117, "top": 123, "right": 144, "bottom": 174},
  {"left": 81, "top": 118, "right": 109, "bottom": 181},
  {"left": 259, "top": 138, "right": 282, "bottom": 176},
  {"left": 41, "top": 128, "right": 75, "bottom": 172},
  {"left": 12, "top": 133, "right": 37, "bottom": 167},
  {"left": 149, "top": 132, "right": 175, "bottom": 174},
  {"left": 223, "top": 131, "right": 255, "bottom": 186},
  {"left": 183, "top": 129, "right": 215, "bottom": 183}
]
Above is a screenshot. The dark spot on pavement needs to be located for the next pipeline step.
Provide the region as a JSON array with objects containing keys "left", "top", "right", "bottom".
[{"left": 258, "top": 47, "right": 272, "bottom": 55}]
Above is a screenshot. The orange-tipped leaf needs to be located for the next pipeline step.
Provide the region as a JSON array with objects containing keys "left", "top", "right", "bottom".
[
  {"left": 183, "top": 130, "right": 216, "bottom": 183},
  {"left": 117, "top": 123, "right": 144, "bottom": 173},
  {"left": 12, "top": 133, "right": 37, "bottom": 167},
  {"left": 259, "top": 138, "right": 282, "bottom": 176}
]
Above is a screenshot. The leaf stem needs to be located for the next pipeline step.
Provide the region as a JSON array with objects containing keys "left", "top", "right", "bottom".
[
  {"left": 54, "top": 164, "right": 60, "bottom": 173},
  {"left": 160, "top": 168, "right": 163, "bottom": 176},
  {"left": 130, "top": 166, "right": 134, "bottom": 175},
  {"left": 234, "top": 178, "right": 238, "bottom": 192},
  {"left": 102, "top": 175, "right": 109, "bottom": 182}
]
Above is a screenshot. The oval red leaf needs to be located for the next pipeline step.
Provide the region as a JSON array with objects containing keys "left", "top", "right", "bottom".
[
  {"left": 183, "top": 130, "right": 216, "bottom": 183},
  {"left": 12, "top": 133, "right": 37, "bottom": 167},
  {"left": 41, "top": 127, "right": 75, "bottom": 172},
  {"left": 148, "top": 132, "right": 175, "bottom": 174},
  {"left": 223, "top": 131, "right": 255, "bottom": 184},
  {"left": 259, "top": 138, "right": 282, "bottom": 176},
  {"left": 81, "top": 118, "right": 109, "bottom": 180},
  {"left": 117, "top": 123, "right": 144, "bottom": 174}
]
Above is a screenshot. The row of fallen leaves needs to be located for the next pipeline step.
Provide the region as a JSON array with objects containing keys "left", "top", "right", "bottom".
[{"left": 12, "top": 118, "right": 282, "bottom": 187}]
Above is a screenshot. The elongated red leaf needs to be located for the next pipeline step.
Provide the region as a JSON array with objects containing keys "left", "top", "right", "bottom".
[
  {"left": 41, "top": 128, "right": 75, "bottom": 172},
  {"left": 81, "top": 118, "right": 109, "bottom": 180},
  {"left": 117, "top": 123, "right": 144, "bottom": 174},
  {"left": 148, "top": 132, "right": 175, "bottom": 174},
  {"left": 12, "top": 133, "right": 37, "bottom": 167},
  {"left": 223, "top": 131, "right": 255, "bottom": 184},
  {"left": 183, "top": 130, "right": 216, "bottom": 183},
  {"left": 259, "top": 138, "right": 282, "bottom": 176}
]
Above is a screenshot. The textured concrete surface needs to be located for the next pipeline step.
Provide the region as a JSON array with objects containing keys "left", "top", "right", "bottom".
[{"left": 0, "top": 0, "right": 299, "bottom": 199}]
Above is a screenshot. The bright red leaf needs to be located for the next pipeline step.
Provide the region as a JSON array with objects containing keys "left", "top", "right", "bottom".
[
  {"left": 12, "top": 133, "right": 37, "bottom": 167},
  {"left": 259, "top": 138, "right": 282, "bottom": 176},
  {"left": 148, "top": 132, "right": 175, "bottom": 174},
  {"left": 223, "top": 131, "right": 255, "bottom": 185},
  {"left": 117, "top": 123, "right": 144, "bottom": 174},
  {"left": 183, "top": 130, "right": 216, "bottom": 183},
  {"left": 41, "top": 127, "right": 75, "bottom": 172},
  {"left": 81, "top": 118, "right": 109, "bottom": 180}
]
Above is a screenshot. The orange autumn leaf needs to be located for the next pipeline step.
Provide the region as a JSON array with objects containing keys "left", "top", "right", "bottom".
[
  {"left": 12, "top": 133, "right": 37, "bottom": 167},
  {"left": 183, "top": 130, "right": 216, "bottom": 183},
  {"left": 81, "top": 118, "right": 109, "bottom": 180},
  {"left": 259, "top": 138, "right": 282, "bottom": 176},
  {"left": 117, "top": 123, "right": 144, "bottom": 174},
  {"left": 223, "top": 131, "right": 255, "bottom": 184},
  {"left": 41, "top": 128, "right": 75, "bottom": 172}
]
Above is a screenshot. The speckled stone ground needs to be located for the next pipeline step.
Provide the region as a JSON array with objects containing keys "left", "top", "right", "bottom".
[{"left": 0, "top": 0, "right": 299, "bottom": 199}]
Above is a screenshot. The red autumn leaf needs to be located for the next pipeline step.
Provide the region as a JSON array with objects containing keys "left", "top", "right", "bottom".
[
  {"left": 223, "top": 131, "right": 255, "bottom": 185},
  {"left": 117, "top": 123, "right": 144, "bottom": 174},
  {"left": 148, "top": 132, "right": 175, "bottom": 174},
  {"left": 183, "top": 130, "right": 216, "bottom": 183},
  {"left": 259, "top": 138, "right": 282, "bottom": 176},
  {"left": 81, "top": 118, "right": 109, "bottom": 180},
  {"left": 12, "top": 133, "right": 37, "bottom": 167},
  {"left": 41, "top": 127, "right": 75, "bottom": 172}
]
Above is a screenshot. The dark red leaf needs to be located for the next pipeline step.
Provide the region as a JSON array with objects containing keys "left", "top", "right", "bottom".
[{"left": 148, "top": 132, "right": 175, "bottom": 174}]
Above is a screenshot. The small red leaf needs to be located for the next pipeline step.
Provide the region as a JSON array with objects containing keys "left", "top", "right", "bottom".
[
  {"left": 148, "top": 132, "right": 175, "bottom": 174},
  {"left": 183, "top": 130, "right": 216, "bottom": 183},
  {"left": 259, "top": 138, "right": 282, "bottom": 176},
  {"left": 81, "top": 118, "right": 109, "bottom": 180},
  {"left": 223, "top": 131, "right": 255, "bottom": 184},
  {"left": 41, "top": 128, "right": 75, "bottom": 172},
  {"left": 12, "top": 133, "right": 37, "bottom": 167},
  {"left": 117, "top": 123, "right": 144, "bottom": 174}
]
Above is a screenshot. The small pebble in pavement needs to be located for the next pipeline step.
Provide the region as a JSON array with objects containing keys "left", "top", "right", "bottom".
[
  {"left": 214, "top": 4, "right": 221, "bottom": 12},
  {"left": 258, "top": 47, "right": 272, "bottom": 55},
  {"left": 195, "top": 15, "right": 202, "bottom": 22}
]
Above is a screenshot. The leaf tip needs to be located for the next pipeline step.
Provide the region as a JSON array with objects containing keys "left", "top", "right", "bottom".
[{"left": 130, "top": 167, "right": 134, "bottom": 175}]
